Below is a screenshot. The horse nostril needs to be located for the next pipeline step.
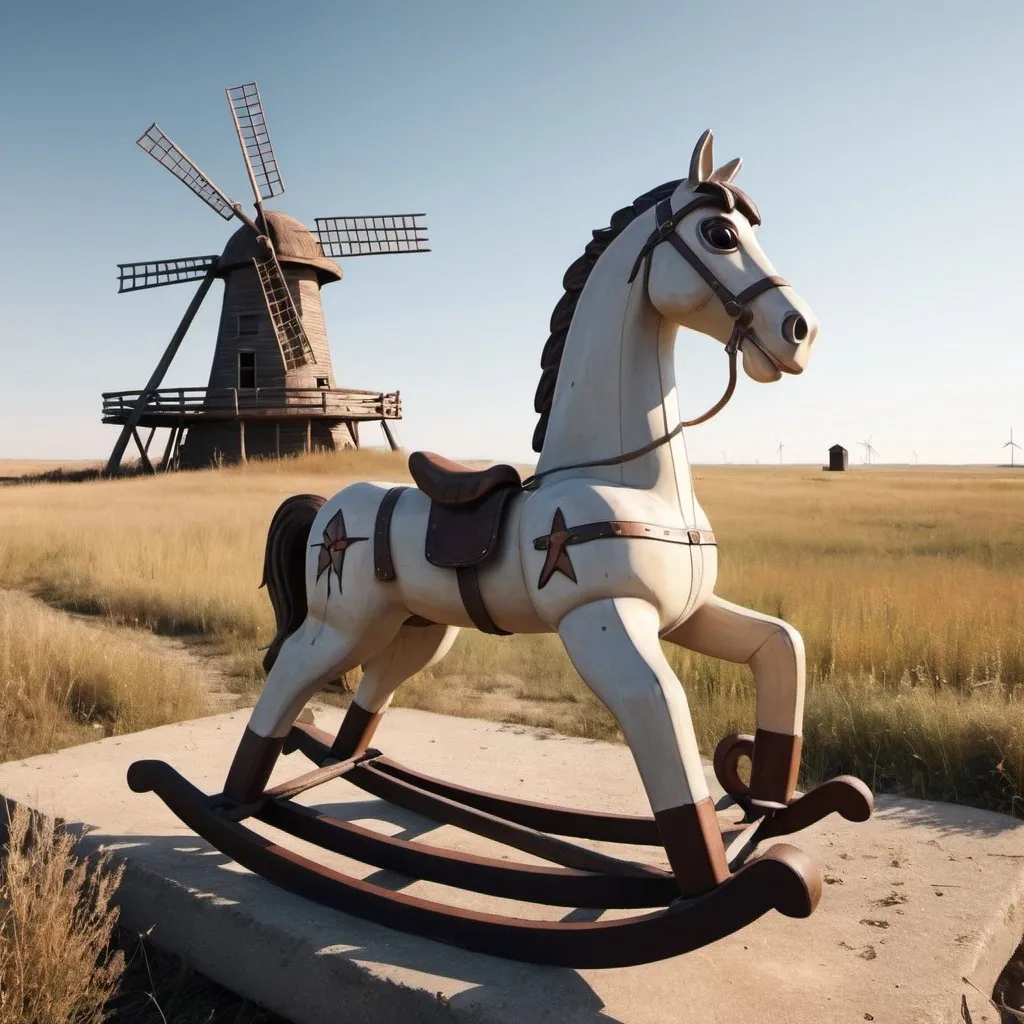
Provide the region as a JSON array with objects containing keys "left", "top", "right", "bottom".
[{"left": 782, "top": 313, "right": 808, "bottom": 345}]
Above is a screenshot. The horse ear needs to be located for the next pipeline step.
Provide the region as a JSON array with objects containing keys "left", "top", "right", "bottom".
[
  {"left": 709, "top": 157, "right": 742, "bottom": 184},
  {"left": 687, "top": 130, "right": 715, "bottom": 186}
]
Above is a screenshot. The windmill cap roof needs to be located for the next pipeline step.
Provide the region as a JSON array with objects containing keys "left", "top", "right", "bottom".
[{"left": 216, "top": 210, "right": 342, "bottom": 284}]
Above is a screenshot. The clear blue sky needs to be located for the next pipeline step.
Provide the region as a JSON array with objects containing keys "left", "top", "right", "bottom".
[{"left": 1, "top": 1, "right": 1021, "bottom": 465}]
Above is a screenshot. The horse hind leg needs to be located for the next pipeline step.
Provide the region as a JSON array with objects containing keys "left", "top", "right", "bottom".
[
  {"left": 223, "top": 620, "right": 371, "bottom": 802},
  {"left": 331, "top": 622, "right": 460, "bottom": 759},
  {"left": 558, "top": 596, "right": 729, "bottom": 897}
]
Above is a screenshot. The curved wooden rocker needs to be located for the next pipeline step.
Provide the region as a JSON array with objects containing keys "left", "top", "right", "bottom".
[
  {"left": 127, "top": 747, "right": 821, "bottom": 969},
  {"left": 283, "top": 720, "right": 874, "bottom": 856}
]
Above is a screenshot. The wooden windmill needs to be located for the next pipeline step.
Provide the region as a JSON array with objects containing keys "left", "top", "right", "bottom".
[{"left": 103, "top": 81, "right": 429, "bottom": 474}]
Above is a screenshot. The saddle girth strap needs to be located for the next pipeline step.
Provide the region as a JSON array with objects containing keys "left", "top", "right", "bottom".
[
  {"left": 456, "top": 567, "right": 512, "bottom": 636},
  {"left": 374, "top": 486, "right": 409, "bottom": 582}
]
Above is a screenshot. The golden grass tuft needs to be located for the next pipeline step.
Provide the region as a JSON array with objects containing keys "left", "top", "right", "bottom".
[
  {"left": 0, "top": 591, "right": 209, "bottom": 762},
  {"left": 0, "top": 802, "right": 125, "bottom": 1024}
]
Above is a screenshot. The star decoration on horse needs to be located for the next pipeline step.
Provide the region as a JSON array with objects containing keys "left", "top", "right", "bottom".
[
  {"left": 311, "top": 510, "right": 366, "bottom": 597},
  {"left": 535, "top": 508, "right": 578, "bottom": 588}
]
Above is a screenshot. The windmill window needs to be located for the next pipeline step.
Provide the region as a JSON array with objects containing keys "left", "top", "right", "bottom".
[
  {"left": 237, "top": 313, "right": 260, "bottom": 336},
  {"left": 316, "top": 377, "right": 329, "bottom": 388},
  {"left": 238, "top": 352, "right": 257, "bottom": 390}
]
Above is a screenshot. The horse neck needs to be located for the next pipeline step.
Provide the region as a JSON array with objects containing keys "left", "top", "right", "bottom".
[{"left": 534, "top": 235, "right": 695, "bottom": 513}]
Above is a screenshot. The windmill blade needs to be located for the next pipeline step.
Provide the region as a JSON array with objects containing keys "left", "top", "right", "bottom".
[
  {"left": 314, "top": 214, "right": 429, "bottom": 258},
  {"left": 137, "top": 124, "right": 236, "bottom": 220},
  {"left": 252, "top": 249, "right": 316, "bottom": 369},
  {"left": 117, "top": 255, "right": 219, "bottom": 293},
  {"left": 226, "top": 82, "right": 285, "bottom": 203}
]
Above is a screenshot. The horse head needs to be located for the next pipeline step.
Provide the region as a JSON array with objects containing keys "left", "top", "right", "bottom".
[{"left": 643, "top": 130, "right": 818, "bottom": 384}]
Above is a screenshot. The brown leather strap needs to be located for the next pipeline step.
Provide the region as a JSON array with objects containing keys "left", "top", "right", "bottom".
[
  {"left": 456, "top": 566, "right": 511, "bottom": 636},
  {"left": 523, "top": 190, "right": 787, "bottom": 493},
  {"left": 533, "top": 519, "right": 716, "bottom": 552},
  {"left": 374, "top": 486, "right": 408, "bottom": 581}
]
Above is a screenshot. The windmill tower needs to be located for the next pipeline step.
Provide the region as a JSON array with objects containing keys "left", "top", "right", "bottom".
[
  {"left": 1004, "top": 428, "right": 1021, "bottom": 468},
  {"left": 858, "top": 437, "right": 879, "bottom": 466},
  {"left": 103, "top": 82, "right": 429, "bottom": 474}
]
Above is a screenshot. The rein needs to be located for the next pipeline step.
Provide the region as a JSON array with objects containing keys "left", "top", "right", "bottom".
[{"left": 523, "top": 189, "right": 786, "bottom": 491}]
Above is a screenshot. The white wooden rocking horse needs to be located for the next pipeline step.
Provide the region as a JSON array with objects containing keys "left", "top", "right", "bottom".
[{"left": 129, "top": 130, "right": 872, "bottom": 967}]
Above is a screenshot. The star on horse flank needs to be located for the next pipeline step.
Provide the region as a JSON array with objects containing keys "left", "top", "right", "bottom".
[
  {"left": 128, "top": 129, "right": 873, "bottom": 967},
  {"left": 311, "top": 509, "right": 366, "bottom": 597}
]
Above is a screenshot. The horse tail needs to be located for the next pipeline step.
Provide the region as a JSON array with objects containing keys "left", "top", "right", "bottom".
[{"left": 260, "top": 493, "right": 327, "bottom": 674}]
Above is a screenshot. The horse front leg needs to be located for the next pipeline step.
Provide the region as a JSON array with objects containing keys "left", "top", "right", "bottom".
[
  {"left": 662, "top": 595, "right": 805, "bottom": 811},
  {"left": 558, "top": 597, "right": 729, "bottom": 896}
]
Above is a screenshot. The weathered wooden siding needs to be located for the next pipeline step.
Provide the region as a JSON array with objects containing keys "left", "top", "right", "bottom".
[
  {"left": 206, "top": 265, "right": 337, "bottom": 394},
  {"left": 181, "top": 260, "right": 349, "bottom": 465}
]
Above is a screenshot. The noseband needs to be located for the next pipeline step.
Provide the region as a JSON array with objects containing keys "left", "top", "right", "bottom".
[{"left": 523, "top": 185, "right": 788, "bottom": 490}]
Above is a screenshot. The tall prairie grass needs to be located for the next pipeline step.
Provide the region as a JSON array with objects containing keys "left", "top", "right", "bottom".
[
  {"left": 0, "top": 591, "right": 208, "bottom": 761},
  {"left": 0, "top": 454, "right": 1021, "bottom": 813},
  {"left": 0, "top": 802, "right": 125, "bottom": 1024}
]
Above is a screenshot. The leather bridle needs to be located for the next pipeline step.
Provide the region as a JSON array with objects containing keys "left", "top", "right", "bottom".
[{"left": 523, "top": 184, "right": 789, "bottom": 490}]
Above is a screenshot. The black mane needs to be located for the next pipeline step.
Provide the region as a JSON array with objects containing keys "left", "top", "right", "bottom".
[{"left": 531, "top": 179, "right": 682, "bottom": 453}]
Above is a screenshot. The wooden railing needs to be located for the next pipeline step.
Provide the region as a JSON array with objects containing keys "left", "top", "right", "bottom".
[{"left": 101, "top": 386, "right": 401, "bottom": 421}]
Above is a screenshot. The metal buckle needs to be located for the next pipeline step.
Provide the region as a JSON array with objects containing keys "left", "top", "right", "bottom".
[{"left": 687, "top": 530, "right": 701, "bottom": 544}]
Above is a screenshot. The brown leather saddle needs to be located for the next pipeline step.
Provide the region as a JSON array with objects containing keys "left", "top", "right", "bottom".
[{"left": 398, "top": 452, "right": 522, "bottom": 634}]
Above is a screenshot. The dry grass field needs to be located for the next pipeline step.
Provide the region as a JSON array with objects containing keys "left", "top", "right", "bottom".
[
  {"left": 1, "top": 451, "right": 1023, "bottom": 1021},
  {"left": 0, "top": 452, "right": 1021, "bottom": 816}
]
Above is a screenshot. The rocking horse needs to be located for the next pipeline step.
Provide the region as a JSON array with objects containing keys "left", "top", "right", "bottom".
[{"left": 128, "top": 130, "right": 873, "bottom": 968}]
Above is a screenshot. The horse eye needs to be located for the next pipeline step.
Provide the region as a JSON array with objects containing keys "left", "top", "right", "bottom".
[{"left": 700, "top": 218, "right": 739, "bottom": 252}]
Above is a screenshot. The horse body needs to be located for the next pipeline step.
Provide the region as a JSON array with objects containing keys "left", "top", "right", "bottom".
[{"left": 240, "top": 130, "right": 821, "bottom": 897}]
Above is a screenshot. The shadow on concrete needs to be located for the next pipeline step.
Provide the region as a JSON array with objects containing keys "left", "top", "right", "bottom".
[
  {"left": 873, "top": 795, "right": 1024, "bottom": 838},
  {"left": 55, "top": 799, "right": 628, "bottom": 1023}
]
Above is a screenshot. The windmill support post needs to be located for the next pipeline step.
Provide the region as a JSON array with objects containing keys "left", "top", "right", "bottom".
[
  {"left": 160, "top": 428, "right": 178, "bottom": 472},
  {"left": 105, "top": 270, "right": 217, "bottom": 476},
  {"left": 131, "top": 428, "right": 155, "bottom": 474},
  {"left": 381, "top": 419, "right": 399, "bottom": 451}
]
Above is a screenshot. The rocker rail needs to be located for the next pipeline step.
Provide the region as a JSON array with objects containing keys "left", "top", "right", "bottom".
[
  {"left": 126, "top": 758, "right": 820, "bottom": 968},
  {"left": 283, "top": 721, "right": 874, "bottom": 852}
]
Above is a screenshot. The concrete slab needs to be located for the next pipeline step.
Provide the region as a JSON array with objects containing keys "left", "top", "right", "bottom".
[{"left": 0, "top": 706, "right": 1021, "bottom": 1024}]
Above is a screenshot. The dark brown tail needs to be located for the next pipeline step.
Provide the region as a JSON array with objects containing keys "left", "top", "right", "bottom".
[{"left": 260, "top": 493, "right": 327, "bottom": 673}]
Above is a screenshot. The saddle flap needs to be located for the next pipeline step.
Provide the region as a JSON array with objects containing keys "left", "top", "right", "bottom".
[{"left": 425, "top": 486, "right": 517, "bottom": 569}]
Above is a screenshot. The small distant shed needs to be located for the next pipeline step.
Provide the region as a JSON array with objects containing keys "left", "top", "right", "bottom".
[{"left": 827, "top": 444, "right": 848, "bottom": 472}]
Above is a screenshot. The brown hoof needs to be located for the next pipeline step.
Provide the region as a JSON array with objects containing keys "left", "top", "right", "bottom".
[
  {"left": 223, "top": 728, "right": 285, "bottom": 803},
  {"left": 748, "top": 729, "right": 802, "bottom": 807},
  {"left": 713, "top": 733, "right": 754, "bottom": 798}
]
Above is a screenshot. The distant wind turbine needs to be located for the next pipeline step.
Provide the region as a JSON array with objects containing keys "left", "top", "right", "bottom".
[
  {"left": 859, "top": 437, "right": 879, "bottom": 465},
  {"left": 776, "top": 442, "right": 785, "bottom": 465},
  {"left": 1004, "top": 428, "right": 1022, "bottom": 468},
  {"left": 912, "top": 450, "right": 919, "bottom": 465}
]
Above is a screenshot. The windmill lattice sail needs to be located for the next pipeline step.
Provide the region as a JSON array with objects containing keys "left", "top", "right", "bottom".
[
  {"left": 252, "top": 252, "right": 317, "bottom": 369},
  {"left": 227, "top": 82, "right": 285, "bottom": 201},
  {"left": 314, "top": 215, "right": 429, "bottom": 258},
  {"left": 118, "top": 256, "right": 218, "bottom": 293},
  {"left": 136, "top": 124, "right": 236, "bottom": 220}
]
